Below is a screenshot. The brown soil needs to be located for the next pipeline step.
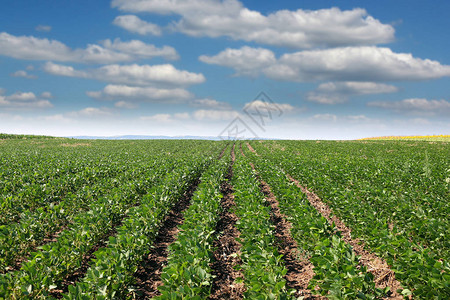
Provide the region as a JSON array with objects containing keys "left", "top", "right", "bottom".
[
  {"left": 239, "top": 143, "right": 245, "bottom": 157},
  {"left": 3, "top": 224, "right": 69, "bottom": 274},
  {"left": 48, "top": 222, "right": 122, "bottom": 298},
  {"left": 209, "top": 144, "right": 245, "bottom": 299},
  {"left": 131, "top": 177, "right": 201, "bottom": 299},
  {"left": 250, "top": 163, "right": 318, "bottom": 299},
  {"left": 288, "top": 175, "right": 403, "bottom": 298},
  {"left": 246, "top": 142, "right": 259, "bottom": 156},
  {"left": 60, "top": 143, "right": 91, "bottom": 147},
  {"left": 218, "top": 144, "right": 229, "bottom": 159}
]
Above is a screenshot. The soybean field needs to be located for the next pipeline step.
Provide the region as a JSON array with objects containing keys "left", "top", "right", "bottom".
[{"left": 0, "top": 136, "right": 448, "bottom": 299}]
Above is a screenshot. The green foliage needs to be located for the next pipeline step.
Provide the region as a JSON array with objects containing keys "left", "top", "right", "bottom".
[
  {"left": 249, "top": 140, "right": 450, "bottom": 298},
  {"left": 0, "top": 139, "right": 226, "bottom": 299},
  {"left": 155, "top": 156, "right": 229, "bottom": 298},
  {"left": 232, "top": 157, "right": 293, "bottom": 299}
]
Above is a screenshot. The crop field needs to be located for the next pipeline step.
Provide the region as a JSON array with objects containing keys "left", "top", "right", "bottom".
[{"left": 0, "top": 136, "right": 449, "bottom": 299}]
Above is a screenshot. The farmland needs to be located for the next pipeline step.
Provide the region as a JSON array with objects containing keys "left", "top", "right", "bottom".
[{"left": 0, "top": 136, "right": 449, "bottom": 299}]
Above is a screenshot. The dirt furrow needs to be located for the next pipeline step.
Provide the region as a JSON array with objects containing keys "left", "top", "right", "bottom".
[
  {"left": 288, "top": 175, "right": 403, "bottom": 298},
  {"left": 209, "top": 144, "right": 245, "bottom": 299},
  {"left": 5, "top": 224, "right": 69, "bottom": 273},
  {"left": 218, "top": 143, "right": 229, "bottom": 159},
  {"left": 239, "top": 143, "right": 245, "bottom": 157},
  {"left": 250, "top": 163, "right": 317, "bottom": 299},
  {"left": 131, "top": 177, "right": 202, "bottom": 299},
  {"left": 48, "top": 220, "right": 125, "bottom": 298},
  {"left": 246, "top": 142, "right": 259, "bottom": 156}
]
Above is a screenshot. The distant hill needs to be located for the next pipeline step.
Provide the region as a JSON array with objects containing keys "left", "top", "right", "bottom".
[{"left": 67, "top": 135, "right": 243, "bottom": 140}]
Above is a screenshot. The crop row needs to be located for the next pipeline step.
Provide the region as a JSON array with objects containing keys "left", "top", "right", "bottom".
[
  {"left": 0, "top": 140, "right": 226, "bottom": 299},
  {"left": 249, "top": 140, "right": 450, "bottom": 298},
  {"left": 242, "top": 143, "right": 389, "bottom": 299},
  {"left": 155, "top": 150, "right": 230, "bottom": 298},
  {"left": 0, "top": 158, "right": 172, "bottom": 273}
]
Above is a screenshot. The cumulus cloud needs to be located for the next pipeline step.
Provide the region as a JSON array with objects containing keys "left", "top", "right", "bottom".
[
  {"left": 367, "top": 98, "right": 450, "bottom": 115},
  {"left": 87, "top": 84, "right": 193, "bottom": 102},
  {"left": 0, "top": 89, "right": 53, "bottom": 109},
  {"left": 193, "top": 109, "right": 240, "bottom": 121},
  {"left": 44, "top": 62, "right": 205, "bottom": 87},
  {"left": 35, "top": 25, "right": 52, "bottom": 32},
  {"left": 199, "top": 46, "right": 276, "bottom": 77},
  {"left": 0, "top": 32, "right": 177, "bottom": 64},
  {"left": 140, "top": 114, "right": 173, "bottom": 122},
  {"left": 40, "top": 92, "right": 53, "bottom": 99},
  {"left": 243, "top": 100, "right": 295, "bottom": 113},
  {"left": 101, "top": 38, "right": 179, "bottom": 60},
  {"left": 190, "top": 98, "right": 231, "bottom": 110},
  {"left": 201, "top": 46, "right": 450, "bottom": 83},
  {"left": 310, "top": 113, "right": 338, "bottom": 122},
  {"left": 68, "top": 107, "right": 114, "bottom": 118},
  {"left": 10, "top": 70, "right": 37, "bottom": 79},
  {"left": 113, "top": 15, "right": 162, "bottom": 35},
  {"left": 112, "top": 0, "right": 394, "bottom": 49},
  {"left": 307, "top": 81, "right": 399, "bottom": 104},
  {"left": 114, "top": 100, "right": 138, "bottom": 109},
  {"left": 266, "top": 47, "right": 450, "bottom": 82}
]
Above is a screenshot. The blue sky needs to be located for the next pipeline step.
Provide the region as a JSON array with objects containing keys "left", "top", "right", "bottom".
[{"left": 1, "top": 0, "right": 449, "bottom": 139}]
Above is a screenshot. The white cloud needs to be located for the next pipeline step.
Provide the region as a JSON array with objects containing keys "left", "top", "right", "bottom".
[
  {"left": 87, "top": 84, "right": 193, "bottom": 102},
  {"left": 201, "top": 46, "right": 450, "bottom": 82},
  {"left": 113, "top": 15, "right": 162, "bottom": 36},
  {"left": 310, "top": 113, "right": 338, "bottom": 122},
  {"left": 190, "top": 98, "right": 231, "bottom": 110},
  {"left": 114, "top": 100, "right": 138, "bottom": 109},
  {"left": 41, "top": 92, "right": 53, "bottom": 99},
  {"left": 68, "top": 107, "right": 114, "bottom": 118},
  {"left": 44, "top": 62, "right": 87, "bottom": 77},
  {"left": 266, "top": 47, "right": 450, "bottom": 82},
  {"left": 243, "top": 100, "right": 295, "bottom": 113},
  {"left": 367, "top": 98, "right": 450, "bottom": 115},
  {"left": 140, "top": 112, "right": 192, "bottom": 123},
  {"left": 345, "top": 115, "right": 372, "bottom": 123},
  {"left": 200, "top": 46, "right": 276, "bottom": 77},
  {"left": 112, "top": 1, "right": 394, "bottom": 48},
  {"left": 0, "top": 32, "right": 176, "bottom": 64},
  {"left": 44, "top": 62, "right": 205, "bottom": 87},
  {"left": 140, "top": 114, "right": 173, "bottom": 122},
  {"left": 174, "top": 112, "right": 190, "bottom": 119},
  {"left": 35, "top": 25, "right": 52, "bottom": 32},
  {"left": 0, "top": 90, "right": 53, "bottom": 109},
  {"left": 307, "top": 81, "right": 399, "bottom": 104},
  {"left": 193, "top": 109, "right": 240, "bottom": 121},
  {"left": 101, "top": 38, "right": 179, "bottom": 60},
  {"left": 11, "top": 70, "right": 37, "bottom": 79}
]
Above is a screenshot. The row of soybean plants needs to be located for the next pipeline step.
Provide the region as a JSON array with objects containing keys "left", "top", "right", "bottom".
[
  {"left": 153, "top": 148, "right": 292, "bottom": 299},
  {"left": 0, "top": 140, "right": 225, "bottom": 299},
  {"left": 0, "top": 140, "right": 191, "bottom": 272},
  {"left": 242, "top": 144, "right": 387, "bottom": 299},
  {"left": 250, "top": 140, "right": 450, "bottom": 298},
  {"left": 63, "top": 141, "right": 226, "bottom": 299},
  {"left": 0, "top": 139, "right": 184, "bottom": 225}
]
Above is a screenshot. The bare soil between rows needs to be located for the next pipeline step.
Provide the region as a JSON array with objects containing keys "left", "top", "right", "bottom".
[
  {"left": 49, "top": 221, "right": 123, "bottom": 298},
  {"left": 131, "top": 176, "right": 202, "bottom": 299},
  {"left": 249, "top": 162, "right": 318, "bottom": 299},
  {"left": 288, "top": 175, "right": 403, "bottom": 299},
  {"left": 209, "top": 144, "right": 245, "bottom": 299}
]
